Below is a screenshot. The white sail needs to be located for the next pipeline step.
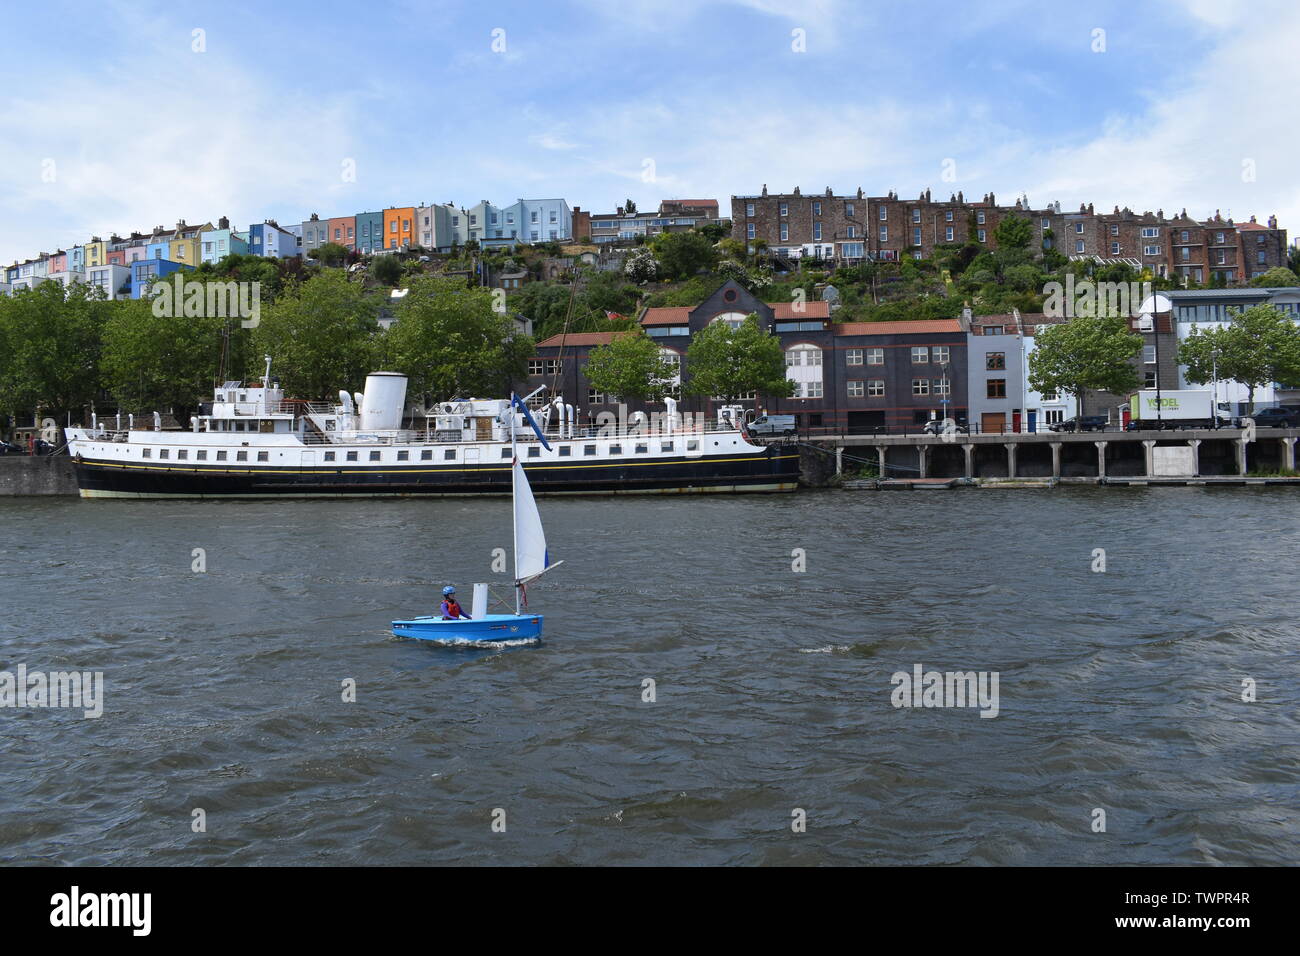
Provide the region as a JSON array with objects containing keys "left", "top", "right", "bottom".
[{"left": 513, "top": 459, "right": 553, "bottom": 584}]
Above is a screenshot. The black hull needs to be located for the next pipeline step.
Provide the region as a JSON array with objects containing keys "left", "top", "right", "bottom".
[{"left": 72, "top": 449, "right": 801, "bottom": 497}]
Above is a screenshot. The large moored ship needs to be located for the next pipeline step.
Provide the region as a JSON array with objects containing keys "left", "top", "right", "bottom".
[{"left": 64, "top": 362, "right": 800, "bottom": 498}]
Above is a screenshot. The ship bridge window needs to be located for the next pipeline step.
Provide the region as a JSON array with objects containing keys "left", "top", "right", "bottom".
[
  {"left": 159, "top": 449, "right": 169, "bottom": 459},
  {"left": 324, "top": 452, "right": 335, "bottom": 462},
  {"left": 257, "top": 451, "right": 269, "bottom": 462},
  {"left": 635, "top": 443, "right": 648, "bottom": 454},
  {"left": 216, "top": 451, "right": 227, "bottom": 461},
  {"left": 499, "top": 448, "right": 510, "bottom": 459},
  {"left": 584, "top": 445, "right": 596, "bottom": 456},
  {"left": 420, "top": 449, "right": 432, "bottom": 461},
  {"left": 177, "top": 449, "right": 188, "bottom": 460},
  {"left": 559, "top": 445, "right": 571, "bottom": 457},
  {"left": 661, "top": 441, "right": 673, "bottom": 453},
  {"left": 397, "top": 450, "right": 409, "bottom": 461},
  {"left": 215, "top": 393, "right": 224, "bottom": 401},
  {"left": 196, "top": 450, "right": 207, "bottom": 461},
  {"left": 610, "top": 444, "right": 622, "bottom": 455},
  {"left": 527, "top": 446, "right": 540, "bottom": 458},
  {"left": 443, "top": 449, "right": 455, "bottom": 461},
  {"left": 346, "top": 451, "right": 358, "bottom": 462},
  {"left": 237, "top": 451, "right": 248, "bottom": 462},
  {"left": 369, "top": 450, "right": 381, "bottom": 462},
  {"left": 142, "top": 448, "right": 151, "bottom": 458}
]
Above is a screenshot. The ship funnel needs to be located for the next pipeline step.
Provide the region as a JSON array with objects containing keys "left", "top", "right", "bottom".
[{"left": 359, "top": 372, "right": 408, "bottom": 431}]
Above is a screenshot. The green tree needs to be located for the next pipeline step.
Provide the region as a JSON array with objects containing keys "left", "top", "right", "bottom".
[
  {"left": 381, "top": 276, "right": 532, "bottom": 404},
  {"left": 650, "top": 231, "right": 718, "bottom": 280},
  {"left": 994, "top": 214, "right": 1033, "bottom": 250},
  {"left": 372, "top": 254, "right": 403, "bottom": 286},
  {"left": 684, "top": 315, "right": 794, "bottom": 404},
  {"left": 1249, "top": 266, "right": 1300, "bottom": 287},
  {"left": 582, "top": 330, "right": 678, "bottom": 403},
  {"left": 100, "top": 296, "right": 227, "bottom": 420},
  {"left": 251, "top": 271, "right": 380, "bottom": 399},
  {"left": 0, "top": 281, "right": 109, "bottom": 422},
  {"left": 1027, "top": 315, "right": 1143, "bottom": 430},
  {"left": 313, "top": 242, "right": 349, "bottom": 267},
  {"left": 1177, "top": 304, "right": 1300, "bottom": 412}
]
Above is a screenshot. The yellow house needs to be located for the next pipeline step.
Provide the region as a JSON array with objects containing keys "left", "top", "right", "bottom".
[
  {"left": 168, "top": 220, "right": 211, "bottom": 265},
  {"left": 84, "top": 237, "right": 107, "bottom": 268}
]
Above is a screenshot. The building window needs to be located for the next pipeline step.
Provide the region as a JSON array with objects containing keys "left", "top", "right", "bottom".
[
  {"left": 1075, "top": 223, "right": 1085, "bottom": 234},
  {"left": 587, "top": 388, "right": 605, "bottom": 404},
  {"left": 746, "top": 203, "right": 755, "bottom": 217},
  {"left": 945, "top": 210, "right": 954, "bottom": 223},
  {"left": 977, "top": 211, "right": 986, "bottom": 225},
  {"left": 987, "top": 379, "right": 1007, "bottom": 398},
  {"left": 779, "top": 202, "right": 788, "bottom": 216},
  {"left": 978, "top": 229, "right": 986, "bottom": 242},
  {"left": 813, "top": 223, "right": 822, "bottom": 241},
  {"left": 867, "top": 379, "right": 885, "bottom": 397},
  {"left": 879, "top": 206, "right": 888, "bottom": 221},
  {"left": 1076, "top": 240, "right": 1085, "bottom": 253},
  {"left": 933, "top": 378, "right": 950, "bottom": 396},
  {"left": 846, "top": 226, "right": 856, "bottom": 239},
  {"left": 846, "top": 349, "right": 863, "bottom": 365},
  {"left": 1144, "top": 370, "right": 1158, "bottom": 388},
  {"left": 913, "top": 227, "right": 922, "bottom": 245},
  {"left": 911, "top": 346, "right": 929, "bottom": 363},
  {"left": 986, "top": 351, "right": 1006, "bottom": 370},
  {"left": 1144, "top": 345, "right": 1157, "bottom": 364},
  {"left": 812, "top": 201, "right": 821, "bottom": 216},
  {"left": 932, "top": 346, "right": 949, "bottom": 364},
  {"left": 866, "top": 347, "right": 884, "bottom": 365},
  {"left": 945, "top": 227, "right": 954, "bottom": 242},
  {"left": 747, "top": 223, "right": 756, "bottom": 240},
  {"left": 780, "top": 223, "right": 788, "bottom": 242},
  {"left": 912, "top": 379, "right": 930, "bottom": 396},
  {"left": 848, "top": 380, "right": 864, "bottom": 397},
  {"left": 879, "top": 227, "right": 888, "bottom": 242}
]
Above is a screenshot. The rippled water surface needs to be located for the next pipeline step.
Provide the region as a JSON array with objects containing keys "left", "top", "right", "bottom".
[{"left": 0, "top": 487, "right": 1296, "bottom": 865}]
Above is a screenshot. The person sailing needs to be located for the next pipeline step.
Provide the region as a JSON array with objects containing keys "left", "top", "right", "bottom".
[{"left": 439, "top": 586, "right": 470, "bottom": 620}]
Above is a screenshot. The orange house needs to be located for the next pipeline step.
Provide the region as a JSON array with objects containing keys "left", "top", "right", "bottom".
[
  {"left": 382, "top": 207, "right": 415, "bottom": 251},
  {"left": 327, "top": 215, "right": 356, "bottom": 250}
]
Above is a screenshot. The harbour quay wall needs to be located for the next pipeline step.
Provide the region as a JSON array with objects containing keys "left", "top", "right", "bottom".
[
  {"left": 798, "top": 427, "right": 1300, "bottom": 486},
  {"left": 0, "top": 456, "right": 79, "bottom": 496}
]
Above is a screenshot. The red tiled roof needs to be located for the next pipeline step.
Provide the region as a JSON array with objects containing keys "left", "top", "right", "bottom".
[
  {"left": 640, "top": 307, "right": 694, "bottom": 326},
  {"left": 833, "top": 319, "right": 963, "bottom": 335},
  {"left": 769, "top": 301, "right": 831, "bottom": 320},
  {"left": 1237, "top": 222, "right": 1269, "bottom": 230},
  {"left": 535, "top": 331, "right": 633, "bottom": 348}
]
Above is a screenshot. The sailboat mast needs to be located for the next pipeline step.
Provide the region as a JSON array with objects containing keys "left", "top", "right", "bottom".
[{"left": 511, "top": 395, "right": 520, "bottom": 616}]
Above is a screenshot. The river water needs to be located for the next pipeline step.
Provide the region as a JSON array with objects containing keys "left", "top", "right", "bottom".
[{"left": 0, "top": 488, "right": 1295, "bottom": 866}]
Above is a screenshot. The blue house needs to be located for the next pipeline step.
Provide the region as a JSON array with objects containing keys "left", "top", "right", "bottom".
[
  {"left": 131, "top": 258, "right": 192, "bottom": 299},
  {"left": 355, "top": 211, "right": 384, "bottom": 254}
]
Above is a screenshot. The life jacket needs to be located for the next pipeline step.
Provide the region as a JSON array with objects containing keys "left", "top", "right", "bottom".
[{"left": 444, "top": 599, "right": 463, "bottom": 618}]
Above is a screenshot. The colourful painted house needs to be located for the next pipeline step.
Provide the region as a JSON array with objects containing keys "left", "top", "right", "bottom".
[{"left": 382, "top": 206, "right": 415, "bottom": 251}]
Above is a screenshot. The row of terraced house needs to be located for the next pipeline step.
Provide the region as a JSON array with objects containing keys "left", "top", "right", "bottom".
[
  {"left": 732, "top": 185, "right": 1290, "bottom": 285},
  {"left": 2, "top": 197, "right": 728, "bottom": 299}
]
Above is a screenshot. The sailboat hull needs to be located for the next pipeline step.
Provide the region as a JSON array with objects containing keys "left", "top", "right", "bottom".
[{"left": 391, "top": 613, "right": 543, "bottom": 642}]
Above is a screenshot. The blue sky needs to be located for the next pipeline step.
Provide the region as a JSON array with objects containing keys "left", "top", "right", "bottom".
[{"left": 1, "top": 0, "right": 1297, "bottom": 265}]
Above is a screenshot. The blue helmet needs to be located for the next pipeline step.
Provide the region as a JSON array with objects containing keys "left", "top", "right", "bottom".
[{"left": 442, "top": 586, "right": 456, "bottom": 596}]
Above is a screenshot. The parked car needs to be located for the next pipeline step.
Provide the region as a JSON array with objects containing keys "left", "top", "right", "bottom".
[
  {"left": 747, "top": 414, "right": 797, "bottom": 437},
  {"left": 1050, "top": 416, "right": 1110, "bottom": 432},
  {"left": 1244, "top": 407, "right": 1300, "bottom": 428},
  {"left": 922, "top": 417, "right": 969, "bottom": 435},
  {"left": 0, "top": 439, "right": 24, "bottom": 455}
]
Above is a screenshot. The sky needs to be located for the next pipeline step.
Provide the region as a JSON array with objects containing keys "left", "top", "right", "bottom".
[{"left": 1, "top": 0, "right": 1297, "bottom": 266}]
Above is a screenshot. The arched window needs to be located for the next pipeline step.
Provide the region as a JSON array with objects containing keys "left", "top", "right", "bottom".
[{"left": 710, "top": 311, "right": 750, "bottom": 329}]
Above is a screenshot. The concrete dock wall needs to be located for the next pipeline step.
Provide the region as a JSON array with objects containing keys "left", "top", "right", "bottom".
[{"left": 0, "top": 456, "right": 79, "bottom": 495}]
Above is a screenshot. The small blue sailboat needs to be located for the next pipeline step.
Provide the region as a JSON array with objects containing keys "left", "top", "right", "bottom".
[{"left": 392, "top": 394, "right": 562, "bottom": 643}]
